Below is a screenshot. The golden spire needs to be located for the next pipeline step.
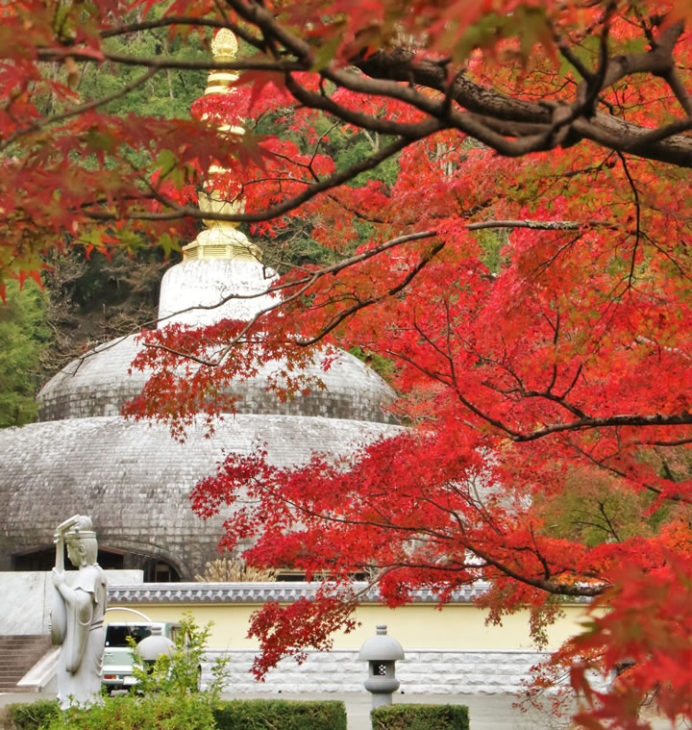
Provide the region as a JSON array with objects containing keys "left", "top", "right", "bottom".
[{"left": 183, "top": 29, "right": 259, "bottom": 262}]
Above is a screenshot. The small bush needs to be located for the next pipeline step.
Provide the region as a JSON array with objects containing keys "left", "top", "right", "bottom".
[
  {"left": 372, "top": 703, "right": 470, "bottom": 730},
  {"left": 44, "top": 693, "right": 216, "bottom": 730},
  {"left": 213, "top": 699, "right": 347, "bottom": 730},
  {"left": 6, "top": 699, "right": 59, "bottom": 730},
  {"left": 6, "top": 697, "right": 347, "bottom": 730},
  {"left": 7, "top": 614, "right": 226, "bottom": 730},
  {"left": 130, "top": 612, "right": 224, "bottom": 697}
]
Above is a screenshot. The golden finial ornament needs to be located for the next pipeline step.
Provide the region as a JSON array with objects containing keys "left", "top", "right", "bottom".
[
  {"left": 211, "top": 28, "right": 238, "bottom": 61},
  {"left": 184, "top": 27, "right": 259, "bottom": 261},
  {"left": 206, "top": 28, "right": 239, "bottom": 94}
]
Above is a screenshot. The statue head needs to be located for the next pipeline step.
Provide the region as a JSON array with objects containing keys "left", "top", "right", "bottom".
[{"left": 64, "top": 515, "right": 98, "bottom": 568}]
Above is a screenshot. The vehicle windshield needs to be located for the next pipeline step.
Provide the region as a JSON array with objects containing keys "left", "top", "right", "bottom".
[{"left": 105, "top": 625, "right": 153, "bottom": 647}]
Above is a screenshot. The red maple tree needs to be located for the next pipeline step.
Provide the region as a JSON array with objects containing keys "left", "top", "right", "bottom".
[{"left": 1, "top": 1, "right": 690, "bottom": 727}]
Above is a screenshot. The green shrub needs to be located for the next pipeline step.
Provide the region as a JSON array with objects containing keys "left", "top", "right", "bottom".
[
  {"left": 44, "top": 693, "right": 217, "bottom": 730},
  {"left": 7, "top": 614, "right": 227, "bottom": 730},
  {"left": 6, "top": 697, "right": 347, "bottom": 730},
  {"left": 371, "top": 703, "right": 470, "bottom": 730},
  {"left": 5, "top": 699, "right": 59, "bottom": 730},
  {"left": 213, "top": 699, "right": 347, "bottom": 730},
  {"left": 130, "top": 612, "right": 226, "bottom": 698}
]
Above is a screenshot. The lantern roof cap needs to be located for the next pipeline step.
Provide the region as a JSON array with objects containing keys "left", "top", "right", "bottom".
[{"left": 359, "top": 625, "right": 404, "bottom": 661}]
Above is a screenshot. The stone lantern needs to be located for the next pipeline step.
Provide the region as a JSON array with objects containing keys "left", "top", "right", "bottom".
[
  {"left": 359, "top": 624, "right": 405, "bottom": 709},
  {"left": 137, "top": 634, "right": 174, "bottom": 671}
]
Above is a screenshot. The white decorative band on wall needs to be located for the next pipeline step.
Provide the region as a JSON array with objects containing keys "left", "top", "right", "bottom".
[{"left": 202, "top": 648, "right": 551, "bottom": 695}]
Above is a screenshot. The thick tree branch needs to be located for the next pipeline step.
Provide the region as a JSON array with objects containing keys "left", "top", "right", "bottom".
[
  {"left": 514, "top": 412, "right": 692, "bottom": 441},
  {"left": 36, "top": 10, "right": 692, "bottom": 167}
]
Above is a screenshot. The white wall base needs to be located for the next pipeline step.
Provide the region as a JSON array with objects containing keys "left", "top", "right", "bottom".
[{"left": 203, "top": 648, "right": 550, "bottom": 695}]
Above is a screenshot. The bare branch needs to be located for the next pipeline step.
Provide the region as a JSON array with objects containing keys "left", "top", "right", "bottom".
[
  {"left": 83, "top": 133, "right": 437, "bottom": 224},
  {"left": 616, "top": 151, "right": 642, "bottom": 287}
]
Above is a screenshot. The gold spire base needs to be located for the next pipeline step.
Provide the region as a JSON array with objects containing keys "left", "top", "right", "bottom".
[{"left": 182, "top": 227, "right": 261, "bottom": 262}]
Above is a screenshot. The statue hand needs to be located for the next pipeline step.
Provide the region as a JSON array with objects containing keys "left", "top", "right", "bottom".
[{"left": 52, "top": 568, "right": 66, "bottom": 586}]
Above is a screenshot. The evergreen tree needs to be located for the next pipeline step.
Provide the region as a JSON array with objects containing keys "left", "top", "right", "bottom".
[{"left": 0, "top": 280, "right": 50, "bottom": 427}]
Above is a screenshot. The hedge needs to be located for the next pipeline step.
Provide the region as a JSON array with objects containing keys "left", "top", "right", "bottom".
[
  {"left": 5, "top": 697, "right": 347, "bottom": 730},
  {"left": 213, "top": 699, "right": 347, "bottom": 729},
  {"left": 5, "top": 700, "right": 59, "bottom": 730},
  {"left": 371, "top": 703, "right": 470, "bottom": 730},
  {"left": 45, "top": 693, "right": 217, "bottom": 729}
]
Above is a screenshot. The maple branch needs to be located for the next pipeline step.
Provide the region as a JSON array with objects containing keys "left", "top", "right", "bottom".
[
  {"left": 547, "top": 309, "right": 559, "bottom": 393},
  {"left": 569, "top": 111, "right": 692, "bottom": 165},
  {"left": 636, "top": 437, "right": 692, "bottom": 447},
  {"left": 597, "top": 501, "right": 621, "bottom": 543},
  {"left": 530, "top": 526, "right": 552, "bottom": 582},
  {"left": 135, "top": 217, "right": 620, "bottom": 370},
  {"left": 566, "top": 439, "right": 692, "bottom": 504},
  {"left": 296, "top": 241, "right": 447, "bottom": 346},
  {"left": 513, "top": 412, "right": 692, "bottom": 442},
  {"left": 284, "top": 72, "right": 446, "bottom": 139},
  {"left": 662, "top": 67, "right": 692, "bottom": 118},
  {"left": 481, "top": 367, "right": 589, "bottom": 421},
  {"left": 559, "top": 364, "right": 584, "bottom": 401},
  {"left": 466, "top": 220, "right": 582, "bottom": 231},
  {"left": 36, "top": 47, "right": 305, "bottom": 73},
  {"left": 616, "top": 152, "right": 641, "bottom": 287},
  {"left": 571, "top": 518, "right": 614, "bottom": 539},
  {"left": 458, "top": 542, "right": 606, "bottom": 598},
  {"left": 141, "top": 341, "right": 230, "bottom": 368},
  {"left": 623, "top": 117, "right": 692, "bottom": 150},
  {"left": 31, "top": 7, "right": 692, "bottom": 169},
  {"left": 452, "top": 375, "right": 691, "bottom": 444},
  {"left": 552, "top": 31, "right": 593, "bottom": 83},
  {"left": 203, "top": 230, "right": 440, "bottom": 306},
  {"left": 101, "top": 16, "right": 242, "bottom": 39},
  {"left": 97, "top": 5, "right": 692, "bottom": 167},
  {"left": 141, "top": 229, "right": 443, "bottom": 364},
  {"left": 575, "top": 0, "right": 616, "bottom": 119},
  {"left": 272, "top": 488, "right": 605, "bottom": 598},
  {"left": 350, "top": 44, "right": 692, "bottom": 166},
  {"left": 410, "top": 317, "right": 456, "bottom": 387},
  {"left": 583, "top": 17, "right": 681, "bottom": 99},
  {"left": 84, "top": 133, "right": 432, "bottom": 223},
  {"left": 148, "top": 237, "right": 448, "bottom": 361},
  {"left": 386, "top": 347, "right": 454, "bottom": 394},
  {"left": 531, "top": 233, "right": 586, "bottom": 278}
]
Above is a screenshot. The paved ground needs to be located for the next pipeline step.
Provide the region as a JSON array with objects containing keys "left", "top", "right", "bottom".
[{"left": 0, "top": 690, "right": 679, "bottom": 729}]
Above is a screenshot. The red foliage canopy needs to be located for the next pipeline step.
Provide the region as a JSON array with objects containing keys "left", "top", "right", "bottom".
[{"left": 1, "top": 1, "right": 690, "bottom": 727}]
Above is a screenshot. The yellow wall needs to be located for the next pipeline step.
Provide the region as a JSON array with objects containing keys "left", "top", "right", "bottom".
[{"left": 105, "top": 602, "right": 588, "bottom": 652}]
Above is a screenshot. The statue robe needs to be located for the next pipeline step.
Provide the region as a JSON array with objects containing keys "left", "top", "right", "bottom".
[{"left": 55, "top": 564, "right": 107, "bottom": 709}]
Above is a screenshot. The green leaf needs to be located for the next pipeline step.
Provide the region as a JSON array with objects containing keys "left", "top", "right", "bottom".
[
  {"left": 156, "top": 233, "right": 181, "bottom": 258},
  {"left": 84, "top": 128, "right": 117, "bottom": 152}
]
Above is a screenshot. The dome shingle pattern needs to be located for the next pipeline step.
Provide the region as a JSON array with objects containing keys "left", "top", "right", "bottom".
[{"left": 0, "top": 414, "right": 399, "bottom": 576}]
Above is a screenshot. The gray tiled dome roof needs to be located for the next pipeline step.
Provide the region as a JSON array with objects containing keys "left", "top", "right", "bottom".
[
  {"left": 2, "top": 252, "right": 400, "bottom": 577},
  {"left": 0, "top": 414, "right": 400, "bottom": 577},
  {"left": 37, "top": 335, "right": 396, "bottom": 424}
]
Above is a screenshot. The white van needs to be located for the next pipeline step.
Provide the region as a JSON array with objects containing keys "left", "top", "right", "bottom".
[{"left": 102, "top": 622, "right": 180, "bottom": 693}]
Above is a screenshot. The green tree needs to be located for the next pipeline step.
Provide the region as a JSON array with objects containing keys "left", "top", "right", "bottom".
[{"left": 0, "top": 280, "right": 50, "bottom": 428}]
